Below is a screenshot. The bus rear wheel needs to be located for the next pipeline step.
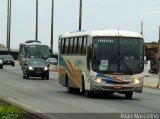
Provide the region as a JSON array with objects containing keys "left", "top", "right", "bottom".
[{"left": 67, "top": 79, "right": 74, "bottom": 93}]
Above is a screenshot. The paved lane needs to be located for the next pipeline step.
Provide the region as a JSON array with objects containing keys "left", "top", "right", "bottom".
[{"left": 0, "top": 66, "right": 159, "bottom": 119}]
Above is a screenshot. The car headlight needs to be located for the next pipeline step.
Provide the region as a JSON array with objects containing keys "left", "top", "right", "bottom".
[
  {"left": 44, "top": 67, "right": 48, "bottom": 71},
  {"left": 28, "top": 66, "right": 34, "bottom": 70}
]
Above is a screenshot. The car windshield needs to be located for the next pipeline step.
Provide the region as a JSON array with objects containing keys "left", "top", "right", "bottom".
[
  {"left": 3, "top": 55, "right": 14, "bottom": 59},
  {"left": 27, "top": 45, "right": 49, "bottom": 59},
  {"left": 28, "top": 60, "right": 46, "bottom": 66},
  {"left": 92, "top": 37, "right": 144, "bottom": 74}
]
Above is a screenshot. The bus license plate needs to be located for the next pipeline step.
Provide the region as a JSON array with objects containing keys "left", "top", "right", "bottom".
[{"left": 114, "top": 86, "right": 123, "bottom": 90}]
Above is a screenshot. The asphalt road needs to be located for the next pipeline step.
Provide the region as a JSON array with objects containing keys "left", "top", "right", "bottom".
[{"left": 0, "top": 66, "right": 160, "bottom": 119}]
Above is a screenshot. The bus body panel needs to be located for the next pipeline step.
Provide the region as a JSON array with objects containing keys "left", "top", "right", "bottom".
[{"left": 59, "top": 55, "right": 88, "bottom": 89}]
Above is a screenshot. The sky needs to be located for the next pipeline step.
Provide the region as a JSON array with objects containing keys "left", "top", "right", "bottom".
[{"left": 0, "top": 0, "right": 160, "bottom": 52}]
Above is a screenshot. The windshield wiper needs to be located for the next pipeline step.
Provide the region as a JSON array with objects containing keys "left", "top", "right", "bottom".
[
  {"left": 38, "top": 46, "right": 48, "bottom": 59},
  {"left": 120, "top": 59, "right": 133, "bottom": 75}
]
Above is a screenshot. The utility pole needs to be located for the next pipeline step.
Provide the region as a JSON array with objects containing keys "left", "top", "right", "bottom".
[
  {"left": 35, "top": 0, "right": 38, "bottom": 41},
  {"left": 6, "top": 0, "right": 9, "bottom": 50},
  {"left": 157, "top": 26, "right": 160, "bottom": 88},
  {"left": 50, "top": 0, "right": 54, "bottom": 56},
  {"left": 8, "top": 0, "right": 11, "bottom": 54},
  {"left": 141, "top": 21, "right": 143, "bottom": 35},
  {"left": 6, "top": 0, "right": 11, "bottom": 54},
  {"left": 79, "top": 0, "right": 82, "bottom": 31}
]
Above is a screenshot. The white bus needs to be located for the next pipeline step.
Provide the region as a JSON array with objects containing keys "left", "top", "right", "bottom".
[
  {"left": 58, "top": 30, "right": 144, "bottom": 99},
  {"left": 18, "top": 40, "right": 49, "bottom": 67}
]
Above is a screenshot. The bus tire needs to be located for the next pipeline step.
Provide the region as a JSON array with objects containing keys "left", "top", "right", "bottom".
[
  {"left": 108, "top": 91, "right": 114, "bottom": 95},
  {"left": 81, "top": 76, "right": 92, "bottom": 97},
  {"left": 125, "top": 92, "right": 133, "bottom": 99},
  {"left": 85, "top": 90, "right": 92, "bottom": 97},
  {"left": 66, "top": 76, "right": 74, "bottom": 93},
  {"left": 73, "top": 88, "right": 80, "bottom": 94},
  {"left": 81, "top": 78, "right": 85, "bottom": 95}
]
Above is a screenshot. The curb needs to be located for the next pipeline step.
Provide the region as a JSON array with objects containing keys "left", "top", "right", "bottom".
[
  {"left": 143, "top": 85, "right": 160, "bottom": 90},
  {"left": 0, "top": 96, "right": 58, "bottom": 119}
]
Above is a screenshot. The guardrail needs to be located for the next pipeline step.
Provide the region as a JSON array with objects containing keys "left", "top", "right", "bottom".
[{"left": 0, "top": 48, "right": 18, "bottom": 52}]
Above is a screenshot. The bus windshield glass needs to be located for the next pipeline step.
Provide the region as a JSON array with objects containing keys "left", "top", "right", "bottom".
[
  {"left": 27, "top": 45, "right": 49, "bottom": 59},
  {"left": 92, "top": 37, "right": 144, "bottom": 74},
  {"left": 28, "top": 60, "right": 46, "bottom": 66}
]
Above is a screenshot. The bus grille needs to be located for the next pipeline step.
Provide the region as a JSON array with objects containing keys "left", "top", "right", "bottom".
[{"left": 107, "top": 82, "right": 130, "bottom": 85}]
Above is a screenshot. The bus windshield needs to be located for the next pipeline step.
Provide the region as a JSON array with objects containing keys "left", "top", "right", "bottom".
[
  {"left": 27, "top": 45, "right": 49, "bottom": 59},
  {"left": 92, "top": 37, "right": 144, "bottom": 74}
]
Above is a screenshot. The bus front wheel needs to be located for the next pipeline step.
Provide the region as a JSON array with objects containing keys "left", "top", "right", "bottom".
[
  {"left": 82, "top": 78, "right": 93, "bottom": 97},
  {"left": 85, "top": 90, "right": 93, "bottom": 97},
  {"left": 125, "top": 92, "right": 133, "bottom": 99}
]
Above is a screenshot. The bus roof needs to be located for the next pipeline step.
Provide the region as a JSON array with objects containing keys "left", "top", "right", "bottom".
[
  {"left": 20, "top": 40, "right": 48, "bottom": 46},
  {"left": 60, "top": 29, "right": 143, "bottom": 39}
]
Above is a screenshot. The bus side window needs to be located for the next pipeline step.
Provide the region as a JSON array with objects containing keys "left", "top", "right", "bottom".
[
  {"left": 78, "top": 37, "right": 82, "bottom": 54},
  {"left": 61, "top": 38, "right": 65, "bottom": 54},
  {"left": 82, "top": 37, "right": 87, "bottom": 55},
  {"left": 59, "top": 38, "right": 62, "bottom": 53},
  {"left": 60, "top": 39, "right": 62, "bottom": 54},
  {"left": 23, "top": 46, "right": 25, "bottom": 56},
  {"left": 76, "top": 37, "right": 79, "bottom": 54},
  {"left": 64, "top": 38, "right": 69, "bottom": 54},
  {"left": 68, "top": 38, "right": 70, "bottom": 54},
  {"left": 69, "top": 38, "right": 73, "bottom": 54},
  {"left": 73, "top": 37, "right": 77, "bottom": 54}
]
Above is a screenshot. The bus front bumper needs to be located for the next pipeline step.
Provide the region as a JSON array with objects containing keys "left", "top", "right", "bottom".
[{"left": 91, "top": 82, "right": 143, "bottom": 93}]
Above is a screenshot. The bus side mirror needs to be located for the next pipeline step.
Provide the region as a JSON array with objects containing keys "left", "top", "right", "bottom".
[{"left": 87, "top": 46, "right": 92, "bottom": 70}]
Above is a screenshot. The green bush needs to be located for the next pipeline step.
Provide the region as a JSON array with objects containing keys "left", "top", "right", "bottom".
[{"left": 0, "top": 102, "right": 24, "bottom": 119}]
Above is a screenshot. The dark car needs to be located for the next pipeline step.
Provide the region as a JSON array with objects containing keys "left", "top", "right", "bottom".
[
  {"left": 22, "top": 59, "right": 49, "bottom": 80},
  {"left": 0, "top": 56, "right": 3, "bottom": 69},
  {"left": 2, "top": 55, "right": 15, "bottom": 66},
  {"left": 46, "top": 57, "right": 58, "bottom": 65}
]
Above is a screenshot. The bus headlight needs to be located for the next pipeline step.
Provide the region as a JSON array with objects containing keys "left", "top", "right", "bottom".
[
  {"left": 96, "top": 78, "right": 103, "bottom": 83},
  {"left": 133, "top": 77, "right": 142, "bottom": 84},
  {"left": 44, "top": 67, "right": 48, "bottom": 71},
  {"left": 29, "top": 66, "right": 34, "bottom": 70},
  {"left": 91, "top": 77, "right": 105, "bottom": 84}
]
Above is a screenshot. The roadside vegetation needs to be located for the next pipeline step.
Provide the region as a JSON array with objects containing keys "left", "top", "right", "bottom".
[{"left": 0, "top": 100, "right": 24, "bottom": 119}]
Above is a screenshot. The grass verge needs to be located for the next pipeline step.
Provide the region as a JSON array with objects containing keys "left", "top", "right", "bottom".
[{"left": 0, "top": 100, "right": 24, "bottom": 119}]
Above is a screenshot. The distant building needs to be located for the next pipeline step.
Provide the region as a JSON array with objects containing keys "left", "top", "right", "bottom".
[
  {"left": 144, "top": 42, "right": 158, "bottom": 60},
  {"left": 0, "top": 44, "right": 5, "bottom": 48}
]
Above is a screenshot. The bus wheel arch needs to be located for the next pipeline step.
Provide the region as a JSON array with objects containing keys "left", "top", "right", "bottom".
[
  {"left": 81, "top": 75, "right": 93, "bottom": 97},
  {"left": 65, "top": 74, "right": 74, "bottom": 93},
  {"left": 81, "top": 75, "right": 85, "bottom": 94},
  {"left": 65, "top": 74, "right": 68, "bottom": 87}
]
